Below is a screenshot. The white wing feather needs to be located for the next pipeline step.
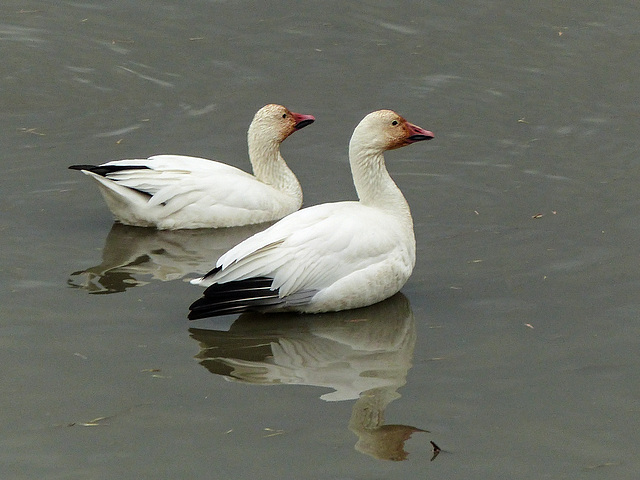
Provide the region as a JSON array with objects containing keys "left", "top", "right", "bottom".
[
  {"left": 102, "top": 155, "right": 280, "bottom": 211},
  {"left": 207, "top": 202, "right": 413, "bottom": 298},
  {"left": 88, "top": 155, "right": 297, "bottom": 228}
]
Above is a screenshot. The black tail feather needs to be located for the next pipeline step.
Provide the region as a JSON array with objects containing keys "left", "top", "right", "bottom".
[
  {"left": 69, "top": 164, "right": 151, "bottom": 177},
  {"left": 188, "top": 277, "right": 283, "bottom": 320}
]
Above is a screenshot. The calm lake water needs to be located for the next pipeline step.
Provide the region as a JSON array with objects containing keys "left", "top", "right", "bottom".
[{"left": 2, "top": 1, "right": 640, "bottom": 478}]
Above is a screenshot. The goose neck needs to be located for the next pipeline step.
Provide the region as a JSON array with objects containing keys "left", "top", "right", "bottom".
[
  {"left": 247, "top": 132, "right": 302, "bottom": 202},
  {"left": 348, "top": 142, "right": 411, "bottom": 220}
]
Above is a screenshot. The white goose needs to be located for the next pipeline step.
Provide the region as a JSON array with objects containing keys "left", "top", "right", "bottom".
[
  {"left": 189, "top": 110, "right": 433, "bottom": 319},
  {"left": 69, "top": 104, "right": 315, "bottom": 230}
]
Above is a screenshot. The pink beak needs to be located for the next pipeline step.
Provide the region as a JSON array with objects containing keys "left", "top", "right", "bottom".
[
  {"left": 290, "top": 112, "right": 316, "bottom": 130},
  {"left": 406, "top": 122, "right": 434, "bottom": 143}
]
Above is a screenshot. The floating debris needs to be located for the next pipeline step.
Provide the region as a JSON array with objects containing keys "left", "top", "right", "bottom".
[
  {"left": 18, "top": 127, "right": 45, "bottom": 136},
  {"left": 430, "top": 440, "right": 441, "bottom": 461},
  {"left": 69, "top": 416, "right": 110, "bottom": 427}
]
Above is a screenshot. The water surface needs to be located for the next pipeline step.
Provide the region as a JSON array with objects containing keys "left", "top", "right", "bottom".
[{"left": 2, "top": 1, "right": 640, "bottom": 478}]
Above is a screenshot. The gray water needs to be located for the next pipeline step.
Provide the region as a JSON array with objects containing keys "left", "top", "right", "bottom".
[{"left": 2, "top": 1, "right": 640, "bottom": 478}]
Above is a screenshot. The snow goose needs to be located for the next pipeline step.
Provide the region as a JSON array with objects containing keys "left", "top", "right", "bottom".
[
  {"left": 69, "top": 104, "right": 315, "bottom": 229},
  {"left": 188, "top": 110, "right": 433, "bottom": 319}
]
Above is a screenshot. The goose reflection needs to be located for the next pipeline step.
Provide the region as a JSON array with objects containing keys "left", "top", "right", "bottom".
[
  {"left": 68, "top": 222, "right": 269, "bottom": 294},
  {"left": 189, "top": 293, "right": 429, "bottom": 461}
]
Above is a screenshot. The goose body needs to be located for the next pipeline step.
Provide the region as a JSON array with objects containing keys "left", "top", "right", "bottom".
[
  {"left": 189, "top": 110, "right": 433, "bottom": 318},
  {"left": 69, "top": 104, "right": 314, "bottom": 229}
]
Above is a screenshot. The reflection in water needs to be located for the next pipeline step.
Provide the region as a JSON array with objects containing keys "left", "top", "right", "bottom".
[
  {"left": 189, "top": 293, "right": 430, "bottom": 461},
  {"left": 68, "top": 222, "right": 268, "bottom": 293}
]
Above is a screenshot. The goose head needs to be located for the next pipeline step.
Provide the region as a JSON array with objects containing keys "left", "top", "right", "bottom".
[
  {"left": 249, "top": 104, "right": 315, "bottom": 144},
  {"left": 350, "top": 110, "right": 434, "bottom": 153}
]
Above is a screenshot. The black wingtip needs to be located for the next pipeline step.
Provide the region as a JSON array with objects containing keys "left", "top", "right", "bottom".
[
  {"left": 188, "top": 277, "right": 281, "bottom": 320},
  {"left": 198, "top": 266, "right": 222, "bottom": 284},
  {"left": 68, "top": 164, "right": 151, "bottom": 177},
  {"left": 69, "top": 164, "right": 97, "bottom": 171}
]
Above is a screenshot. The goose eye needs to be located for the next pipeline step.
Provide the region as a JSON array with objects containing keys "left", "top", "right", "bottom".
[{"left": 391, "top": 120, "right": 399, "bottom": 126}]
